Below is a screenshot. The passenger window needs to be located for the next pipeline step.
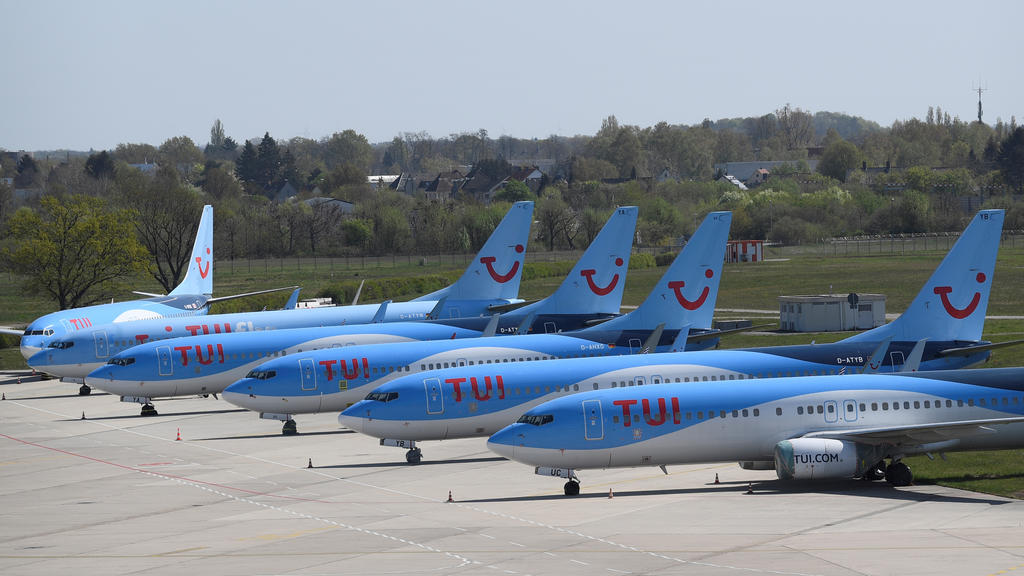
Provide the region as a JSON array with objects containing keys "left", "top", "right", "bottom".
[
  {"left": 742, "top": 409, "right": 749, "bottom": 417},
  {"left": 633, "top": 414, "right": 640, "bottom": 423},
  {"left": 924, "top": 400, "right": 930, "bottom": 408},
  {"left": 893, "top": 402, "right": 900, "bottom": 410},
  {"left": 719, "top": 410, "right": 726, "bottom": 419},
  {"left": 775, "top": 407, "right": 782, "bottom": 416},
  {"left": 697, "top": 411, "right": 704, "bottom": 419},
  {"left": 871, "top": 402, "right": 878, "bottom": 411},
  {"left": 827, "top": 404, "right": 835, "bottom": 413},
  {"left": 613, "top": 416, "right": 619, "bottom": 423},
  {"left": 731, "top": 410, "right": 738, "bottom": 418},
  {"left": 903, "top": 401, "right": 910, "bottom": 409},
  {"left": 882, "top": 403, "right": 889, "bottom": 410},
  {"left": 859, "top": 403, "right": 866, "bottom": 411},
  {"left": 592, "top": 383, "right": 598, "bottom": 390},
  {"left": 913, "top": 401, "right": 920, "bottom": 409},
  {"left": 797, "top": 406, "right": 804, "bottom": 415},
  {"left": 686, "top": 412, "right": 693, "bottom": 420},
  {"left": 816, "top": 405, "right": 823, "bottom": 414}
]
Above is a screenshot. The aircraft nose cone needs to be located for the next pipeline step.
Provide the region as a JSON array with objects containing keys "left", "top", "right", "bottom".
[
  {"left": 222, "top": 379, "right": 264, "bottom": 410},
  {"left": 84, "top": 366, "right": 113, "bottom": 388},
  {"left": 337, "top": 406, "right": 366, "bottom": 433},
  {"left": 20, "top": 342, "right": 41, "bottom": 361},
  {"left": 486, "top": 426, "right": 518, "bottom": 460}
]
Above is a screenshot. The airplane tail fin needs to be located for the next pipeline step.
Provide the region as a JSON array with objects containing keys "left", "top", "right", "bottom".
[
  {"left": 527, "top": 206, "right": 639, "bottom": 315},
  {"left": 168, "top": 205, "right": 214, "bottom": 297},
  {"left": 588, "top": 211, "right": 730, "bottom": 332},
  {"left": 843, "top": 209, "right": 1003, "bottom": 344},
  {"left": 412, "top": 201, "right": 534, "bottom": 302}
]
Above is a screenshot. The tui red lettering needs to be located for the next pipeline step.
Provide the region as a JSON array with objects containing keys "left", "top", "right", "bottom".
[
  {"left": 319, "top": 359, "right": 337, "bottom": 381},
  {"left": 614, "top": 399, "right": 638, "bottom": 426},
  {"left": 174, "top": 345, "right": 191, "bottom": 366},
  {"left": 446, "top": 377, "right": 467, "bottom": 402},
  {"left": 642, "top": 397, "right": 667, "bottom": 426}
]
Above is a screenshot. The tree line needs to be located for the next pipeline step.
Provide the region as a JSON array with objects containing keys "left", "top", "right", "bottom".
[{"left": 1, "top": 104, "right": 1023, "bottom": 308}]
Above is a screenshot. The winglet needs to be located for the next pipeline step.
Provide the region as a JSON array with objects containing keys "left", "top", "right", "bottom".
[
  {"left": 482, "top": 314, "right": 501, "bottom": 337},
  {"left": 515, "top": 312, "right": 536, "bottom": 335},
  {"left": 371, "top": 300, "right": 391, "bottom": 323},
  {"left": 670, "top": 324, "right": 691, "bottom": 352},
  {"left": 283, "top": 288, "right": 301, "bottom": 310},
  {"left": 351, "top": 280, "right": 364, "bottom": 306},
  {"left": 901, "top": 339, "right": 927, "bottom": 372},
  {"left": 860, "top": 336, "right": 892, "bottom": 374},
  {"left": 639, "top": 323, "right": 665, "bottom": 354},
  {"left": 169, "top": 205, "right": 214, "bottom": 297}
]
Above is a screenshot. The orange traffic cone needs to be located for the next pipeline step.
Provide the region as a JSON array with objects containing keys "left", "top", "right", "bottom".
[
  {"left": 81, "top": 411, "right": 86, "bottom": 420},
  {"left": 307, "top": 458, "right": 313, "bottom": 469},
  {"left": 714, "top": 473, "right": 720, "bottom": 484},
  {"left": 608, "top": 488, "right": 614, "bottom": 498},
  {"left": 2, "top": 392, "right": 5, "bottom": 400},
  {"left": 175, "top": 428, "right": 181, "bottom": 441},
  {"left": 446, "top": 490, "right": 454, "bottom": 503},
  {"left": 745, "top": 483, "right": 753, "bottom": 494}
]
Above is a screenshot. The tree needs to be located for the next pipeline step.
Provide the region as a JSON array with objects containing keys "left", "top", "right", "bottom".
[
  {"left": 14, "top": 154, "right": 40, "bottom": 187},
  {"left": 114, "top": 142, "right": 159, "bottom": 164},
  {"left": 2, "top": 196, "right": 151, "bottom": 309},
  {"left": 235, "top": 140, "right": 259, "bottom": 188},
  {"left": 776, "top": 104, "right": 815, "bottom": 150},
  {"left": 85, "top": 150, "right": 115, "bottom": 180},
  {"left": 323, "top": 130, "right": 374, "bottom": 173},
  {"left": 535, "top": 188, "right": 575, "bottom": 250},
  {"left": 256, "top": 132, "right": 281, "bottom": 193},
  {"left": 997, "top": 127, "right": 1024, "bottom": 193},
  {"left": 818, "top": 139, "right": 861, "bottom": 182},
  {"left": 119, "top": 171, "right": 204, "bottom": 292},
  {"left": 209, "top": 119, "right": 226, "bottom": 148},
  {"left": 493, "top": 179, "right": 532, "bottom": 203}
]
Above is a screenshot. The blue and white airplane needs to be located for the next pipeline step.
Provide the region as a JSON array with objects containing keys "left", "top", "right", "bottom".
[
  {"left": 79, "top": 203, "right": 641, "bottom": 419},
  {"left": 4, "top": 205, "right": 248, "bottom": 360},
  {"left": 488, "top": 367, "right": 1024, "bottom": 494},
  {"left": 220, "top": 211, "right": 730, "bottom": 443},
  {"left": 28, "top": 201, "right": 535, "bottom": 388},
  {"left": 338, "top": 210, "right": 1011, "bottom": 463}
]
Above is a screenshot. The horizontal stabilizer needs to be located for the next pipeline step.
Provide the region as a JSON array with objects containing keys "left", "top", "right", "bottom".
[
  {"left": 639, "top": 323, "right": 665, "bottom": 354},
  {"left": 131, "top": 291, "right": 166, "bottom": 298},
  {"left": 670, "top": 324, "right": 690, "bottom": 352},
  {"left": 938, "top": 339, "right": 1024, "bottom": 357},
  {"left": 516, "top": 312, "right": 536, "bottom": 335},
  {"left": 901, "top": 339, "right": 927, "bottom": 372},
  {"left": 860, "top": 337, "right": 893, "bottom": 374}
]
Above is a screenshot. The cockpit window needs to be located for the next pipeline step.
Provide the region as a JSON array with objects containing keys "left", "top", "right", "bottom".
[
  {"left": 366, "top": 391, "right": 399, "bottom": 403},
  {"left": 107, "top": 357, "right": 136, "bottom": 367},
  {"left": 245, "top": 369, "right": 277, "bottom": 380},
  {"left": 47, "top": 341, "right": 74, "bottom": 349},
  {"left": 44, "top": 328, "right": 54, "bottom": 336},
  {"left": 516, "top": 414, "right": 554, "bottom": 426}
]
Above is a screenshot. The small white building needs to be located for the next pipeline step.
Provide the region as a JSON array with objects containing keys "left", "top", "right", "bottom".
[{"left": 778, "top": 293, "right": 886, "bottom": 332}]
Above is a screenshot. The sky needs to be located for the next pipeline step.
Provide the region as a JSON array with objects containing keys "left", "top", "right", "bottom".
[{"left": 2, "top": 0, "right": 1022, "bottom": 152}]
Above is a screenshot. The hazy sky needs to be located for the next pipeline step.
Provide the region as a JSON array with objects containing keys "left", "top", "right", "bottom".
[{"left": 3, "top": 0, "right": 1021, "bottom": 152}]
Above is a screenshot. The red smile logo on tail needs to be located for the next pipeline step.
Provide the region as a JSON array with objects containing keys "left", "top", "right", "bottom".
[
  {"left": 668, "top": 269, "right": 714, "bottom": 310},
  {"left": 933, "top": 272, "right": 985, "bottom": 319},
  {"left": 196, "top": 247, "right": 211, "bottom": 279},
  {"left": 480, "top": 244, "right": 524, "bottom": 283},
  {"left": 580, "top": 257, "right": 624, "bottom": 296}
]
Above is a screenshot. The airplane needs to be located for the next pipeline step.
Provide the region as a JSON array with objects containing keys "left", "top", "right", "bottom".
[
  {"left": 337, "top": 209, "right": 1012, "bottom": 464},
  {"left": 3, "top": 205, "right": 286, "bottom": 361},
  {"left": 28, "top": 201, "right": 535, "bottom": 392},
  {"left": 487, "top": 367, "right": 1024, "bottom": 494},
  {"left": 219, "top": 211, "right": 730, "bottom": 443},
  {"left": 82, "top": 205, "right": 649, "bottom": 422}
]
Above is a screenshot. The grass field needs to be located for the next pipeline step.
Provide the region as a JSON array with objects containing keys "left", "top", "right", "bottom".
[{"left": 2, "top": 242, "right": 1022, "bottom": 497}]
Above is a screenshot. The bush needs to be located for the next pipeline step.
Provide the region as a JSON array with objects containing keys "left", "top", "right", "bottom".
[
  {"left": 628, "top": 252, "right": 656, "bottom": 269},
  {"left": 655, "top": 251, "right": 678, "bottom": 267},
  {"left": 522, "top": 261, "right": 574, "bottom": 281}
]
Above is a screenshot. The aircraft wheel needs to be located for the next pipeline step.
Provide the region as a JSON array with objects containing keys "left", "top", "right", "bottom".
[
  {"left": 564, "top": 480, "right": 580, "bottom": 496},
  {"left": 862, "top": 461, "right": 886, "bottom": 481},
  {"left": 282, "top": 420, "right": 298, "bottom": 436},
  {"left": 406, "top": 448, "right": 422, "bottom": 464},
  {"left": 885, "top": 461, "right": 913, "bottom": 486},
  {"left": 78, "top": 384, "right": 91, "bottom": 396},
  {"left": 140, "top": 404, "right": 158, "bottom": 417}
]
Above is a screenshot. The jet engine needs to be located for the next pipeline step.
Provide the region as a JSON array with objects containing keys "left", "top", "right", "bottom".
[{"left": 774, "top": 438, "right": 885, "bottom": 481}]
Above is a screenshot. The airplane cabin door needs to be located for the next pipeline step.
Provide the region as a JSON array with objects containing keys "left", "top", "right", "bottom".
[
  {"left": 628, "top": 338, "right": 642, "bottom": 354},
  {"left": 843, "top": 399, "right": 858, "bottom": 422},
  {"left": 93, "top": 331, "right": 109, "bottom": 359},
  {"left": 824, "top": 400, "right": 839, "bottom": 423},
  {"left": 157, "top": 346, "right": 173, "bottom": 376},
  {"left": 544, "top": 321, "right": 557, "bottom": 334},
  {"left": 889, "top": 351, "right": 906, "bottom": 371},
  {"left": 583, "top": 399, "right": 604, "bottom": 440},
  {"left": 299, "top": 357, "right": 316, "bottom": 391},
  {"left": 424, "top": 378, "right": 443, "bottom": 414}
]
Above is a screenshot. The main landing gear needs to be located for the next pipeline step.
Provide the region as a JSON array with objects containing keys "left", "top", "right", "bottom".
[
  {"left": 861, "top": 458, "right": 912, "bottom": 487},
  {"left": 282, "top": 419, "right": 298, "bottom": 436}
]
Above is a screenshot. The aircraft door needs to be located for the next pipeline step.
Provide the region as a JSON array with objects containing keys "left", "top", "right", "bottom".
[
  {"left": 299, "top": 357, "right": 316, "bottom": 391},
  {"left": 628, "top": 338, "right": 642, "bottom": 353},
  {"left": 824, "top": 400, "right": 839, "bottom": 423},
  {"left": 157, "top": 346, "right": 173, "bottom": 376},
  {"left": 843, "top": 399, "right": 858, "bottom": 422},
  {"left": 544, "top": 321, "right": 557, "bottom": 334},
  {"left": 583, "top": 399, "right": 604, "bottom": 440},
  {"left": 633, "top": 375, "right": 646, "bottom": 386},
  {"left": 456, "top": 357, "right": 468, "bottom": 367},
  {"left": 424, "top": 378, "right": 443, "bottom": 414},
  {"left": 889, "top": 351, "right": 906, "bottom": 371},
  {"left": 94, "top": 331, "right": 109, "bottom": 359}
]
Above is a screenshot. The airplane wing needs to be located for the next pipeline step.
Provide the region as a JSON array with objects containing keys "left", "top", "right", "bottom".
[
  {"left": 132, "top": 291, "right": 166, "bottom": 297},
  {"left": 638, "top": 323, "right": 665, "bottom": 354},
  {"left": 938, "top": 339, "right": 1024, "bottom": 357},
  {"left": 860, "top": 337, "right": 893, "bottom": 374},
  {"left": 488, "top": 300, "right": 534, "bottom": 314},
  {"left": 0, "top": 327, "right": 25, "bottom": 336},
  {"left": 801, "top": 416, "right": 1024, "bottom": 446},
  {"left": 686, "top": 323, "right": 776, "bottom": 343},
  {"left": 901, "top": 339, "right": 927, "bottom": 372},
  {"left": 205, "top": 286, "right": 300, "bottom": 305}
]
